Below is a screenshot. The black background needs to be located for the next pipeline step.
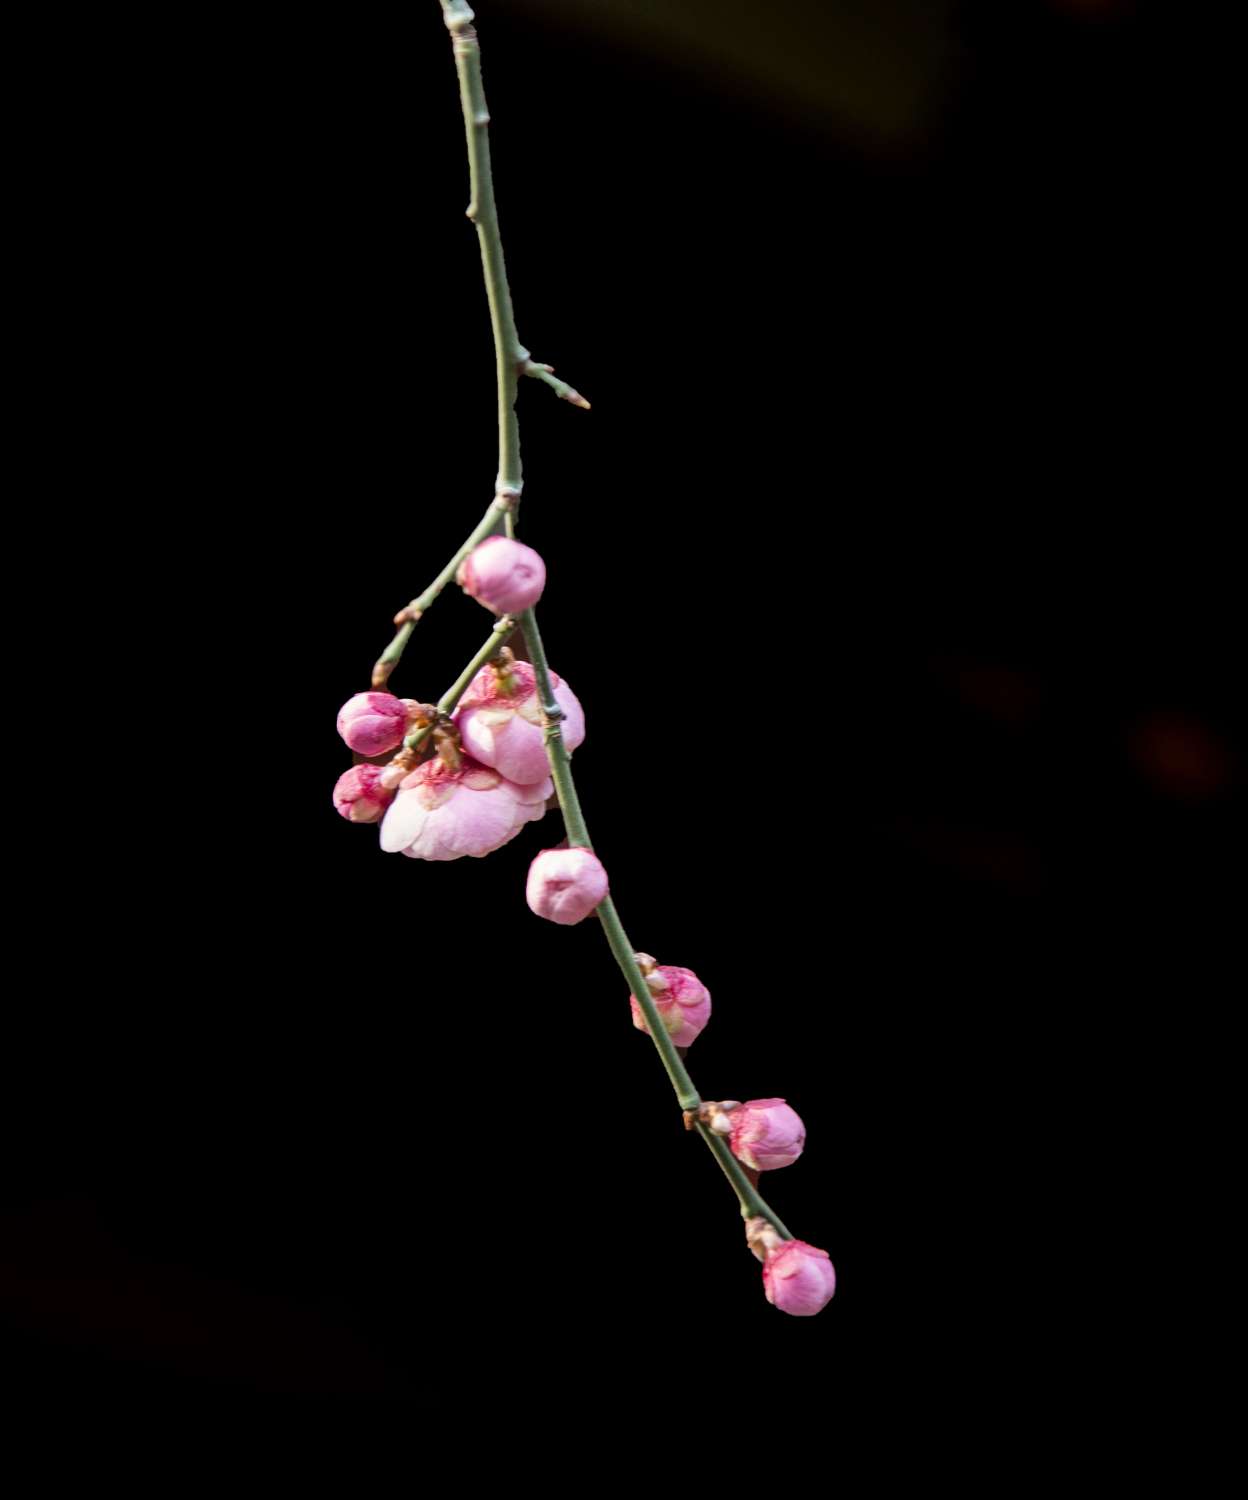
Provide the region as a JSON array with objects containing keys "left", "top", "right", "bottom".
[{"left": 5, "top": 0, "right": 1235, "bottom": 1417}]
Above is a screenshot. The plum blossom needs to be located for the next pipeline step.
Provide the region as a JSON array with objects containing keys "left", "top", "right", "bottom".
[
  {"left": 380, "top": 754, "right": 550, "bottom": 861},
  {"left": 455, "top": 660, "right": 584, "bottom": 785}
]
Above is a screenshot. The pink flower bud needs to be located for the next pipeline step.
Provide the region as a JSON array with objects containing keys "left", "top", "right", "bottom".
[
  {"left": 455, "top": 660, "right": 585, "bottom": 785},
  {"left": 762, "top": 1240, "right": 836, "bottom": 1317},
  {"left": 336, "top": 691, "right": 409, "bottom": 757},
  {"left": 525, "top": 847, "right": 608, "bottom": 925},
  {"left": 332, "top": 764, "right": 396, "bottom": 824},
  {"left": 728, "top": 1099, "right": 806, "bottom": 1171},
  {"left": 629, "top": 963, "right": 712, "bottom": 1048},
  {"left": 457, "top": 536, "right": 546, "bottom": 615},
  {"left": 380, "top": 755, "right": 551, "bottom": 861}
]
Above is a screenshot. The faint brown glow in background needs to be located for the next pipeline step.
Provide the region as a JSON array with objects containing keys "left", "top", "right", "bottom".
[{"left": 513, "top": 0, "right": 956, "bottom": 145}]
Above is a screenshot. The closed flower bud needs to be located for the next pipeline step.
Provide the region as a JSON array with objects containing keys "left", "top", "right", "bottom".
[
  {"left": 762, "top": 1239, "right": 836, "bottom": 1317},
  {"left": 457, "top": 536, "right": 546, "bottom": 615},
  {"left": 525, "top": 847, "right": 608, "bottom": 925},
  {"left": 629, "top": 963, "right": 712, "bottom": 1048},
  {"left": 336, "top": 691, "right": 409, "bottom": 757},
  {"left": 332, "top": 765, "right": 396, "bottom": 824},
  {"left": 728, "top": 1098, "right": 806, "bottom": 1171},
  {"left": 380, "top": 755, "right": 550, "bottom": 861},
  {"left": 455, "top": 659, "right": 585, "bottom": 785}
]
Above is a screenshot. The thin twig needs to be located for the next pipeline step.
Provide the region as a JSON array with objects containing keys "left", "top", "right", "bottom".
[
  {"left": 402, "top": 615, "right": 516, "bottom": 755},
  {"left": 372, "top": 498, "right": 510, "bottom": 689}
]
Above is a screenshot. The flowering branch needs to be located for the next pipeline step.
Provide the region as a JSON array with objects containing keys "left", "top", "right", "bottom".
[
  {"left": 512, "top": 564, "right": 795, "bottom": 1234},
  {"left": 438, "top": 0, "right": 815, "bottom": 1273},
  {"left": 333, "top": 1, "right": 834, "bottom": 1316}
]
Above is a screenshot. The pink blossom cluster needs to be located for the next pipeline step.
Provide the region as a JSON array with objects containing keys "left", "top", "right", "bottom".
[
  {"left": 332, "top": 536, "right": 833, "bottom": 1315},
  {"left": 330, "top": 548, "right": 604, "bottom": 919},
  {"left": 331, "top": 586, "right": 585, "bottom": 873}
]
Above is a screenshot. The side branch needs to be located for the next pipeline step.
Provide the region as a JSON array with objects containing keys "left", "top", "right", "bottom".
[
  {"left": 402, "top": 615, "right": 516, "bottom": 756},
  {"left": 521, "top": 358, "right": 591, "bottom": 410},
  {"left": 372, "top": 493, "right": 514, "bottom": 688}
]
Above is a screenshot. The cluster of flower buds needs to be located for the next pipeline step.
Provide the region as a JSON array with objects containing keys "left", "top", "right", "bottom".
[
  {"left": 334, "top": 533, "right": 832, "bottom": 1315},
  {"left": 333, "top": 685, "right": 562, "bottom": 862},
  {"left": 623, "top": 964, "right": 831, "bottom": 1315},
  {"left": 691, "top": 1102, "right": 831, "bottom": 1315},
  {"left": 332, "top": 539, "right": 587, "bottom": 872}
]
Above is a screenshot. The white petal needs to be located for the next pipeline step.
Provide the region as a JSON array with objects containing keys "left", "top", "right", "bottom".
[{"left": 379, "top": 789, "right": 428, "bottom": 853}]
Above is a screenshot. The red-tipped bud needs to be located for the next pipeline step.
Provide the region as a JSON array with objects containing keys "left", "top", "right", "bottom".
[
  {"left": 336, "top": 691, "right": 409, "bottom": 757},
  {"left": 332, "top": 765, "right": 396, "bottom": 824}
]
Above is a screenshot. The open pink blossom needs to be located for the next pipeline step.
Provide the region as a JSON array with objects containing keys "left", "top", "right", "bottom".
[
  {"left": 762, "top": 1240, "right": 836, "bottom": 1317},
  {"left": 380, "top": 755, "right": 551, "bottom": 861},
  {"left": 454, "top": 660, "right": 585, "bottom": 785},
  {"left": 629, "top": 961, "right": 712, "bottom": 1048},
  {"left": 526, "top": 847, "right": 608, "bottom": 924},
  {"left": 332, "top": 764, "right": 396, "bottom": 824},
  {"left": 336, "top": 691, "right": 410, "bottom": 757},
  {"left": 729, "top": 1099, "right": 806, "bottom": 1171},
  {"left": 457, "top": 535, "right": 546, "bottom": 615}
]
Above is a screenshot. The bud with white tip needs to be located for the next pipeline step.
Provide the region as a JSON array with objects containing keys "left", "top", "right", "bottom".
[
  {"left": 727, "top": 1099, "right": 806, "bottom": 1172},
  {"left": 629, "top": 960, "right": 712, "bottom": 1048}
]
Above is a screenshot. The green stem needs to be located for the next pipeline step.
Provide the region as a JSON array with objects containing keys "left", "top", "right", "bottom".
[
  {"left": 402, "top": 616, "right": 515, "bottom": 753},
  {"left": 514, "top": 606, "right": 591, "bottom": 850},
  {"left": 439, "top": 0, "right": 791, "bottom": 1242},
  {"left": 441, "top": 0, "right": 524, "bottom": 499},
  {"left": 597, "top": 894, "right": 699, "bottom": 1112},
  {"left": 697, "top": 1124, "right": 794, "bottom": 1239},
  {"left": 372, "top": 499, "right": 507, "bottom": 688}
]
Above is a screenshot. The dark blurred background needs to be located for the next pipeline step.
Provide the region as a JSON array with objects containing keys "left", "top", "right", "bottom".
[{"left": 5, "top": 0, "right": 1235, "bottom": 1415}]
